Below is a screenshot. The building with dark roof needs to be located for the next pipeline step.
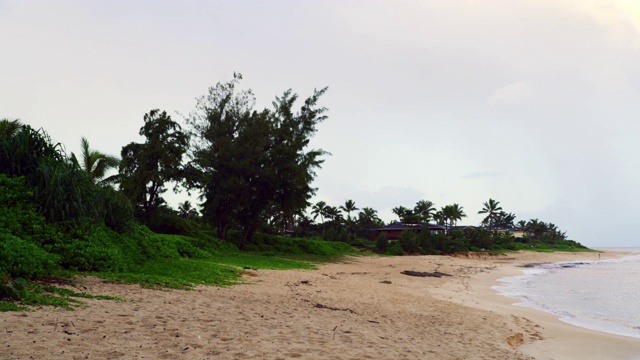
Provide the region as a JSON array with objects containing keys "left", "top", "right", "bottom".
[{"left": 369, "top": 222, "right": 446, "bottom": 241}]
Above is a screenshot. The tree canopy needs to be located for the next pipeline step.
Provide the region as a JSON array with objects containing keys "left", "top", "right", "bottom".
[
  {"left": 119, "top": 109, "right": 189, "bottom": 225},
  {"left": 186, "top": 74, "right": 328, "bottom": 248}
]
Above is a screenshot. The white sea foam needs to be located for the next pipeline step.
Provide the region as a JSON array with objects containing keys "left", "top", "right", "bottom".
[{"left": 494, "top": 249, "right": 640, "bottom": 339}]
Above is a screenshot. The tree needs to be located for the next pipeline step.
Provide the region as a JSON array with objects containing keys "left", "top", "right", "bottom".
[
  {"left": 492, "top": 211, "right": 516, "bottom": 228},
  {"left": 119, "top": 109, "right": 189, "bottom": 225},
  {"left": 414, "top": 200, "right": 436, "bottom": 222},
  {"left": 324, "top": 206, "right": 343, "bottom": 223},
  {"left": 340, "top": 199, "right": 359, "bottom": 222},
  {"left": 391, "top": 206, "right": 419, "bottom": 223},
  {"left": 311, "top": 201, "right": 328, "bottom": 223},
  {"left": 478, "top": 198, "right": 503, "bottom": 230},
  {"left": 433, "top": 210, "right": 446, "bottom": 226},
  {"left": 517, "top": 220, "right": 527, "bottom": 231},
  {"left": 0, "top": 118, "right": 23, "bottom": 139},
  {"left": 178, "top": 201, "right": 199, "bottom": 220},
  {"left": 187, "top": 74, "right": 328, "bottom": 248},
  {"left": 358, "top": 207, "right": 381, "bottom": 227},
  {"left": 70, "top": 137, "right": 119, "bottom": 185},
  {"left": 442, "top": 203, "right": 466, "bottom": 232}
]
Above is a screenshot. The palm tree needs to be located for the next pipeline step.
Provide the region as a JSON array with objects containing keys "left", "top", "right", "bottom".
[
  {"left": 178, "top": 200, "right": 199, "bottom": 219},
  {"left": 433, "top": 210, "right": 446, "bottom": 226},
  {"left": 449, "top": 203, "right": 467, "bottom": 227},
  {"left": 392, "top": 206, "right": 412, "bottom": 223},
  {"left": 340, "top": 199, "right": 359, "bottom": 222},
  {"left": 324, "top": 206, "right": 343, "bottom": 223},
  {"left": 70, "top": 137, "right": 119, "bottom": 185},
  {"left": 311, "top": 201, "right": 328, "bottom": 223},
  {"left": 0, "top": 118, "right": 23, "bottom": 139},
  {"left": 517, "top": 220, "right": 528, "bottom": 236},
  {"left": 478, "top": 198, "right": 503, "bottom": 230},
  {"left": 358, "top": 207, "right": 380, "bottom": 227},
  {"left": 414, "top": 200, "right": 436, "bottom": 222},
  {"left": 440, "top": 204, "right": 466, "bottom": 233}
]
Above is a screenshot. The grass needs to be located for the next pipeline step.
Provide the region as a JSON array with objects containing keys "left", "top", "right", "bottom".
[
  {"left": 93, "top": 251, "right": 335, "bottom": 290},
  {"left": 0, "top": 300, "right": 27, "bottom": 312},
  {"left": 95, "top": 258, "right": 242, "bottom": 290},
  {"left": 0, "top": 280, "right": 125, "bottom": 311}
]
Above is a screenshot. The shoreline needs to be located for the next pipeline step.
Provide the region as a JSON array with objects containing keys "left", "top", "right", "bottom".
[
  {"left": 2, "top": 251, "right": 640, "bottom": 359},
  {"left": 459, "top": 250, "right": 640, "bottom": 360}
]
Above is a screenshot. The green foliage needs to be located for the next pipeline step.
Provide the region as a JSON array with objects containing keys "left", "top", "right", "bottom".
[
  {"left": 398, "top": 230, "right": 419, "bottom": 253},
  {"left": 0, "top": 124, "right": 133, "bottom": 231},
  {"left": 0, "top": 300, "right": 26, "bottom": 311},
  {"left": 385, "top": 241, "right": 404, "bottom": 256},
  {"left": 213, "top": 253, "right": 316, "bottom": 270},
  {"left": 70, "top": 137, "right": 120, "bottom": 184},
  {"left": 119, "top": 109, "right": 189, "bottom": 225},
  {"left": 96, "top": 258, "right": 241, "bottom": 289},
  {"left": 242, "top": 232, "right": 355, "bottom": 256},
  {"left": 0, "top": 234, "right": 59, "bottom": 279},
  {"left": 375, "top": 233, "right": 388, "bottom": 252},
  {"left": 0, "top": 276, "right": 30, "bottom": 301},
  {"left": 321, "top": 225, "right": 352, "bottom": 244},
  {"left": 188, "top": 75, "right": 328, "bottom": 247},
  {"left": 148, "top": 210, "right": 201, "bottom": 236}
]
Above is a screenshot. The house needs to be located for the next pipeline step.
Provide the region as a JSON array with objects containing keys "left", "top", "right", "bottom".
[
  {"left": 492, "top": 227, "right": 526, "bottom": 238},
  {"left": 449, "top": 225, "right": 526, "bottom": 238},
  {"left": 370, "top": 222, "right": 445, "bottom": 241}
]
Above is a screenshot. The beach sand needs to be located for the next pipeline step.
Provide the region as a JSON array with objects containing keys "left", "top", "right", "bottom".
[{"left": 2, "top": 251, "right": 639, "bottom": 359}]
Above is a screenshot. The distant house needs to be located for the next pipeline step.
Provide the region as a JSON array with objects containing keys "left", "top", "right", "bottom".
[
  {"left": 370, "top": 222, "right": 445, "bottom": 241},
  {"left": 449, "top": 225, "right": 526, "bottom": 238},
  {"left": 492, "top": 226, "right": 526, "bottom": 238}
]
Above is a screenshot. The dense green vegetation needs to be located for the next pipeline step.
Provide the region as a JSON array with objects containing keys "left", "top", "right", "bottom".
[
  {"left": 0, "top": 109, "right": 355, "bottom": 309},
  {"left": 0, "top": 76, "right": 589, "bottom": 310}
]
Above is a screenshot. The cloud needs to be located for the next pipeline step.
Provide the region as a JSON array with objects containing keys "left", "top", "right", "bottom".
[
  {"left": 460, "top": 172, "right": 507, "bottom": 180},
  {"left": 487, "top": 81, "right": 533, "bottom": 105}
]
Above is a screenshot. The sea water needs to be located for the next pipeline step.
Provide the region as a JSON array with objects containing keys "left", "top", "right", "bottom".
[{"left": 493, "top": 249, "right": 640, "bottom": 339}]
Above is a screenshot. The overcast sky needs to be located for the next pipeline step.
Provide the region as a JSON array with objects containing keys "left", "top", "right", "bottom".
[{"left": 3, "top": 0, "right": 640, "bottom": 247}]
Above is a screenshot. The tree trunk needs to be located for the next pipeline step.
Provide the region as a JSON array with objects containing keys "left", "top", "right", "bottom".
[{"left": 239, "top": 222, "right": 258, "bottom": 251}]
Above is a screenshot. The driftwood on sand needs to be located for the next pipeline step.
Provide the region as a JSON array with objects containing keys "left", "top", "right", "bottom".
[{"left": 400, "top": 270, "right": 452, "bottom": 278}]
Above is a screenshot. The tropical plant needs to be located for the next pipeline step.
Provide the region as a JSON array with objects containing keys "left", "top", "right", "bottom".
[
  {"left": 311, "top": 201, "right": 328, "bottom": 223},
  {"left": 414, "top": 200, "right": 436, "bottom": 222},
  {"left": 339, "top": 199, "right": 358, "bottom": 222},
  {"left": 492, "top": 211, "right": 516, "bottom": 228},
  {"left": 478, "top": 198, "right": 503, "bottom": 230},
  {"left": 441, "top": 203, "right": 466, "bottom": 232},
  {"left": 178, "top": 201, "right": 199, "bottom": 220},
  {"left": 119, "top": 109, "right": 189, "bottom": 226},
  {"left": 517, "top": 220, "right": 527, "bottom": 232},
  {"left": 392, "top": 206, "right": 416, "bottom": 223},
  {"left": 324, "top": 206, "right": 343, "bottom": 223},
  {"left": 70, "top": 137, "right": 119, "bottom": 185},
  {"left": 357, "top": 207, "right": 381, "bottom": 227},
  {"left": 433, "top": 210, "right": 445, "bottom": 226},
  {"left": 0, "top": 118, "right": 23, "bottom": 139}
]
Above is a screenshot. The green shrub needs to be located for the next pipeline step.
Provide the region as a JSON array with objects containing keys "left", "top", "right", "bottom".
[
  {"left": 375, "top": 233, "right": 388, "bottom": 252},
  {"left": 0, "top": 234, "right": 59, "bottom": 279},
  {"left": 398, "top": 230, "right": 419, "bottom": 254},
  {"left": 385, "top": 241, "right": 404, "bottom": 256},
  {"left": 0, "top": 277, "right": 30, "bottom": 302},
  {"left": 244, "top": 232, "right": 355, "bottom": 255}
]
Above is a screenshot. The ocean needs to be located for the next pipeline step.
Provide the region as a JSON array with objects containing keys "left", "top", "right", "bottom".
[{"left": 493, "top": 248, "right": 640, "bottom": 339}]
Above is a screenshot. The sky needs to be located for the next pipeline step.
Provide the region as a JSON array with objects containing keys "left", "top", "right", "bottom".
[{"left": 2, "top": 0, "right": 640, "bottom": 247}]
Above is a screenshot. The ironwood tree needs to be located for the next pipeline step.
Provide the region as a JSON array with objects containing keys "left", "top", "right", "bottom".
[
  {"left": 119, "top": 109, "right": 189, "bottom": 225},
  {"left": 187, "top": 74, "right": 328, "bottom": 249}
]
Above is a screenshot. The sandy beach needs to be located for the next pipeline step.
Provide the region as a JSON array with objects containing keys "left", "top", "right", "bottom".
[{"left": 2, "top": 251, "right": 639, "bottom": 360}]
